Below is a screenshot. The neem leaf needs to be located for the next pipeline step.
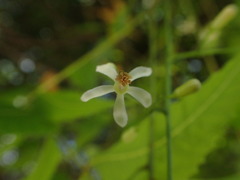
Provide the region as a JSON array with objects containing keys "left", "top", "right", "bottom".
[{"left": 87, "top": 53, "right": 240, "bottom": 180}]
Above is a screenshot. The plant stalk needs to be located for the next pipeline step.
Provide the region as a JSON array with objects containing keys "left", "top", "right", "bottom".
[
  {"left": 164, "top": 0, "right": 174, "bottom": 179},
  {"left": 147, "top": 11, "right": 158, "bottom": 179}
]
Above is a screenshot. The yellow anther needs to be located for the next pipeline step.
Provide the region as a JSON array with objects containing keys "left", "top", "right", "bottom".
[{"left": 115, "top": 71, "right": 131, "bottom": 86}]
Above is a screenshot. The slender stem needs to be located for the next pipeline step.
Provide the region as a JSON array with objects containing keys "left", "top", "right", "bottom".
[
  {"left": 29, "top": 5, "right": 160, "bottom": 97},
  {"left": 147, "top": 11, "right": 158, "bottom": 180},
  {"left": 164, "top": 0, "right": 174, "bottom": 180},
  {"left": 149, "top": 114, "right": 155, "bottom": 180},
  {"left": 174, "top": 47, "right": 238, "bottom": 61},
  {"left": 34, "top": 17, "right": 138, "bottom": 94},
  {"left": 28, "top": 11, "right": 151, "bottom": 98}
]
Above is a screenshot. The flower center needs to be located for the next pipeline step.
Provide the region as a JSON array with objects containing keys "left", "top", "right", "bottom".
[
  {"left": 115, "top": 71, "right": 131, "bottom": 86},
  {"left": 114, "top": 71, "right": 131, "bottom": 94}
]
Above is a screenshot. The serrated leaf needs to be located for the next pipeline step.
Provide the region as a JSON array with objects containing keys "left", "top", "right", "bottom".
[
  {"left": 89, "top": 112, "right": 166, "bottom": 180},
  {"left": 86, "top": 53, "right": 240, "bottom": 180},
  {"left": 168, "top": 54, "right": 240, "bottom": 179}
]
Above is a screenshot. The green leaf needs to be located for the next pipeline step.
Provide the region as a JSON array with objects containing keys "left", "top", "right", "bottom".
[
  {"left": 69, "top": 62, "right": 98, "bottom": 89},
  {"left": 192, "top": 173, "right": 240, "bottom": 180},
  {"left": 0, "top": 89, "right": 113, "bottom": 134},
  {"left": 168, "top": 53, "right": 240, "bottom": 179},
  {"left": 24, "top": 138, "right": 61, "bottom": 180},
  {"left": 38, "top": 90, "right": 113, "bottom": 123},
  {"left": 86, "top": 53, "right": 240, "bottom": 180},
  {"left": 89, "top": 113, "right": 166, "bottom": 180},
  {"left": 0, "top": 107, "right": 56, "bottom": 134},
  {"left": 131, "top": 170, "right": 149, "bottom": 180},
  {"left": 0, "top": 90, "right": 56, "bottom": 135},
  {"left": 75, "top": 114, "right": 112, "bottom": 146}
]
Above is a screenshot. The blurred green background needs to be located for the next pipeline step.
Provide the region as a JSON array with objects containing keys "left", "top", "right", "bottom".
[{"left": 1, "top": 0, "right": 240, "bottom": 180}]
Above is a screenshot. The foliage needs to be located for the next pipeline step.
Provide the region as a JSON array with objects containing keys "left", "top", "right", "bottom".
[{"left": 0, "top": 0, "right": 240, "bottom": 180}]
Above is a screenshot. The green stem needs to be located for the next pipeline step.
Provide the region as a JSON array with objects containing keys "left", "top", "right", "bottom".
[
  {"left": 147, "top": 11, "right": 158, "bottom": 179},
  {"left": 28, "top": 5, "right": 161, "bottom": 98},
  {"left": 28, "top": 11, "right": 149, "bottom": 99},
  {"left": 164, "top": 0, "right": 174, "bottom": 180},
  {"left": 174, "top": 47, "right": 238, "bottom": 61},
  {"left": 149, "top": 114, "right": 155, "bottom": 180},
  {"left": 34, "top": 18, "right": 138, "bottom": 94}
]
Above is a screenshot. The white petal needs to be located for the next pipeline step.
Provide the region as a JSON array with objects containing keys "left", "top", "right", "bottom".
[
  {"left": 113, "top": 94, "right": 128, "bottom": 127},
  {"left": 127, "top": 86, "right": 152, "bottom": 108},
  {"left": 129, "top": 66, "right": 152, "bottom": 81},
  {"left": 96, "top": 63, "right": 118, "bottom": 81},
  {"left": 81, "top": 85, "right": 114, "bottom": 102}
]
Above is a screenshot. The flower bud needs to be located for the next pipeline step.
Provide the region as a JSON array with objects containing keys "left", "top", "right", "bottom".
[{"left": 172, "top": 79, "right": 201, "bottom": 98}]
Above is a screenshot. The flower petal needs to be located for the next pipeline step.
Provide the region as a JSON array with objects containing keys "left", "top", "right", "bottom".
[
  {"left": 96, "top": 63, "right": 118, "bottom": 81},
  {"left": 129, "top": 66, "right": 152, "bottom": 81},
  {"left": 81, "top": 85, "right": 114, "bottom": 102},
  {"left": 127, "top": 86, "right": 152, "bottom": 108},
  {"left": 113, "top": 94, "right": 128, "bottom": 127}
]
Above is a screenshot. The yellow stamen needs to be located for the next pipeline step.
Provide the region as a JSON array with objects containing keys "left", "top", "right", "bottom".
[{"left": 115, "top": 71, "right": 131, "bottom": 86}]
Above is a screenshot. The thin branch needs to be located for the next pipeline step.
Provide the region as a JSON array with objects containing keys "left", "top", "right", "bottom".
[
  {"left": 147, "top": 12, "right": 158, "bottom": 180},
  {"left": 174, "top": 47, "right": 238, "bottom": 62},
  {"left": 28, "top": 10, "right": 151, "bottom": 96},
  {"left": 164, "top": 0, "right": 174, "bottom": 179}
]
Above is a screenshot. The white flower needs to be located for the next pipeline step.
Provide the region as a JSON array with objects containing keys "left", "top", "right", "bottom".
[{"left": 80, "top": 63, "right": 152, "bottom": 127}]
